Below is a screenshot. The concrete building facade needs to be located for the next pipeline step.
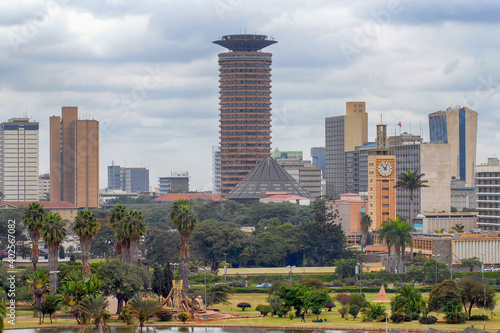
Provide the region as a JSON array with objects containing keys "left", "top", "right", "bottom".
[
  {"left": 158, "top": 171, "right": 189, "bottom": 194},
  {"left": 413, "top": 212, "right": 478, "bottom": 233},
  {"left": 38, "top": 174, "right": 50, "bottom": 201},
  {"left": 325, "top": 102, "right": 368, "bottom": 199},
  {"left": 429, "top": 107, "right": 478, "bottom": 186},
  {"left": 278, "top": 158, "right": 322, "bottom": 198},
  {"left": 476, "top": 157, "right": 500, "bottom": 231},
  {"left": 214, "top": 34, "right": 277, "bottom": 195},
  {"left": 50, "top": 107, "right": 99, "bottom": 208},
  {"left": 329, "top": 193, "right": 367, "bottom": 233},
  {"left": 0, "top": 118, "right": 39, "bottom": 201},
  {"left": 367, "top": 125, "right": 397, "bottom": 230}
]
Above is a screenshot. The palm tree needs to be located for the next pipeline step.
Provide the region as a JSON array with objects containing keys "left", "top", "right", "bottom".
[
  {"left": 41, "top": 212, "right": 66, "bottom": 293},
  {"left": 0, "top": 299, "right": 6, "bottom": 333},
  {"left": 170, "top": 199, "right": 199, "bottom": 290},
  {"left": 121, "top": 210, "right": 147, "bottom": 265},
  {"left": 109, "top": 203, "right": 127, "bottom": 256},
  {"left": 360, "top": 214, "right": 372, "bottom": 252},
  {"left": 394, "top": 170, "right": 429, "bottom": 260},
  {"left": 22, "top": 202, "right": 46, "bottom": 270},
  {"left": 26, "top": 270, "right": 50, "bottom": 325},
  {"left": 391, "top": 284, "right": 424, "bottom": 315},
  {"left": 379, "top": 220, "right": 396, "bottom": 272},
  {"left": 390, "top": 217, "right": 413, "bottom": 273},
  {"left": 451, "top": 223, "right": 465, "bottom": 233},
  {"left": 75, "top": 294, "right": 111, "bottom": 333},
  {"left": 73, "top": 209, "right": 100, "bottom": 275},
  {"left": 128, "top": 295, "right": 162, "bottom": 333}
]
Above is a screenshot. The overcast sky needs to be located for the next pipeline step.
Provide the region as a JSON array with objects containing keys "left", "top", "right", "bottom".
[{"left": 2, "top": 0, "right": 500, "bottom": 191}]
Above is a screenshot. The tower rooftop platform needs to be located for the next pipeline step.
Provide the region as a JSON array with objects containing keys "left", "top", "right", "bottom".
[{"left": 213, "top": 34, "right": 277, "bottom": 52}]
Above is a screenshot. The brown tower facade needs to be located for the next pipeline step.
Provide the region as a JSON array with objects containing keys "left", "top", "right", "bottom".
[
  {"left": 50, "top": 107, "right": 99, "bottom": 208},
  {"left": 214, "top": 34, "right": 277, "bottom": 195}
]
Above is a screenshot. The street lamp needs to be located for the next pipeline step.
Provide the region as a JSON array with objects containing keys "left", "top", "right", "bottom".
[
  {"left": 432, "top": 254, "right": 440, "bottom": 285},
  {"left": 482, "top": 253, "right": 486, "bottom": 331},
  {"left": 203, "top": 267, "right": 208, "bottom": 324}
]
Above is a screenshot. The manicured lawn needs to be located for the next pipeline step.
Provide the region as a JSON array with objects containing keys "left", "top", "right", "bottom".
[{"left": 9, "top": 291, "right": 500, "bottom": 330}]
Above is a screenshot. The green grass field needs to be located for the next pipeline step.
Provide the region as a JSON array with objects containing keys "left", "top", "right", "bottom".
[{"left": 8, "top": 292, "right": 500, "bottom": 330}]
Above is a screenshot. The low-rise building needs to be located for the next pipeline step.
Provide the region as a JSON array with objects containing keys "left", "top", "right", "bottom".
[{"left": 413, "top": 211, "right": 478, "bottom": 233}]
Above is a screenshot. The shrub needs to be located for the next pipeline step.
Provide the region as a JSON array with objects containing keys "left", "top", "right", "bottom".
[
  {"left": 324, "top": 302, "right": 336, "bottom": 311},
  {"left": 408, "top": 312, "right": 420, "bottom": 321},
  {"left": 255, "top": 304, "right": 270, "bottom": 316},
  {"left": 277, "top": 311, "right": 284, "bottom": 318},
  {"left": 349, "top": 305, "right": 360, "bottom": 320},
  {"left": 419, "top": 315, "right": 437, "bottom": 324},
  {"left": 156, "top": 308, "right": 173, "bottom": 321},
  {"left": 119, "top": 306, "right": 134, "bottom": 325},
  {"left": 390, "top": 313, "right": 405, "bottom": 323},
  {"left": 236, "top": 302, "right": 251, "bottom": 311},
  {"left": 469, "top": 314, "right": 489, "bottom": 321},
  {"left": 404, "top": 314, "right": 412, "bottom": 322},
  {"left": 289, "top": 312, "right": 294, "bottom": 320},
  {"left": 177, "top": 312, "right": 189, "bottom": 323}
]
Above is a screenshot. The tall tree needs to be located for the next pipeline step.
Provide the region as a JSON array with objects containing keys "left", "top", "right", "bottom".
[
  {"left": 170, "top": 199, "right": 199, "bottom": 290},
  {"left": 73, "top": 209, "right": 100, "bottom": 275},
  {"left": 394, "top": 169, "right": 429, "bottom": 259},
  {"left": 379, "top": 220, "right": 396, "bottom": 272},
  {"left": 390, "top": 217, "right": 413, "bottom": 273},
  {"left": 191, "top": 219, "right": 251, "bottom": 270},
  {"left": 22, "top": 202, "right": 46, "bottom": 271},
  {"left": 121, "top": 210, "right": 147, "bottom": 265},
  {"left": 109, "top": 203, "right": 127, "bottom": 256},
  {"left": 40, "top": 212, "right": 67, "bottom": 293},
  {"left": 27, "top": 270, "right": 50, "bottom": 325},
  {"left": 458, "top": 277, "right": 496, "bottom": 318},
  {"left": 360, "top": 214, "right": 372, "bottom": 252}
]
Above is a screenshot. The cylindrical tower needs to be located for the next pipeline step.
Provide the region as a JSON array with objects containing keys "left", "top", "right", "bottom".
[{"left": 213, "top": 34, "right": 277, "bottom": 195}]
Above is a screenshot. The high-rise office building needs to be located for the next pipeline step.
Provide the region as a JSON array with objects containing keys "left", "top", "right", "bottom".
[
  {"left": 325, "top": 102, "right": 368, "bottom": 199},
  {"left": 214, "top": 34, "right": 277, "bottom": 195},
  {"left": 429, "top": 107, "right": 478, "bottom": 186},
  {"left": 212, "top": 145, "right": 221, "bottom": 194},
  {"left": 0, "top": 118, "right": 39, "bottom": 201},
  {"left": 311, "top": 147, "right": 326, "bottom": 179},
  {"left": 476, "top": 158, "right": 500, "bottom": 231},
  {"left": 38, "top": 174, "right": 50, "bottom": 201},
  {"left": 107, "top": 164, "right": 149, "bottom": 193},
  {"left": 50, "top": 107, "right": 99, "bottom": 208}
]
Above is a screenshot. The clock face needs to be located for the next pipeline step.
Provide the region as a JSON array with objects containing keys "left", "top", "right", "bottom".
[{"left": 378, "top": 161, "right": 393, "bottom": 177}]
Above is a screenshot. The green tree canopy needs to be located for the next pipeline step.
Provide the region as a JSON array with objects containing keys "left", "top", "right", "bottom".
[
  {"left": 191, "top": 219, "right": 251, "bottom": 270},
  {"left": 428, "top": 280, "right": 462, "bottom": 313}
]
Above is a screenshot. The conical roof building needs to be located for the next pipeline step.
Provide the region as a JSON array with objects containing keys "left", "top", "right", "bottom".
[{"left": 225, "top": 156, "right": 310, "bottom": 201}]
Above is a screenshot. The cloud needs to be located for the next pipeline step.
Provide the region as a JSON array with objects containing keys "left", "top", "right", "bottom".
[{"left": 1, "top": 0, "right": 499, "bottom": 190}]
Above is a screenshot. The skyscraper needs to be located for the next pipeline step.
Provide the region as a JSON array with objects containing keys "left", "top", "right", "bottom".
[
  {"left": 213, "top": 34, "right": 277, "bottom": 195},
  {"left": 107, "top": 164, "right": 149, "bottom": 193},
  {"left": 429, "top": 107, "right": 478, "bottom": 186},
  {"left": 0, "top": 118, "right": 39, "bottom": 201},
  {"left": 311, "top": 147, "right": 325, "bottom": 179},
  {"left": 50, "top": 107, "right": 99, "bottom": 208},
  {"left": 325, "top": 102, "right": 368, "bottom": 199},
  {"left": 212, "top": 145, "right": 221, "bottom": 194}
]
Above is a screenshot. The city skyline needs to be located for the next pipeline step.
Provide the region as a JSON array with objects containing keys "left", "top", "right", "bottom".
[{"left": 2, "top": 1, "right": 500, "bottom": 191}]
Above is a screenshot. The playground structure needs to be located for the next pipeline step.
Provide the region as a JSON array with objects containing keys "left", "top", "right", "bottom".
[{"left": 161, "top": 280, "right": 205, "bottom": 315}]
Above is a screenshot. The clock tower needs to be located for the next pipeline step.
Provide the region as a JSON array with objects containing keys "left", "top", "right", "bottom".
[{"left": 367, "top": 124, "right": 397, "bottom": 229}]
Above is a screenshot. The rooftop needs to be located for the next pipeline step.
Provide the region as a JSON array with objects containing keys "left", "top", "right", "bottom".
[
  {"left": 154, "top": 193, "right": 221, "bottom": 202},
  {"left": 213, "top": 34, "right": 277, "bottom": 52}
]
